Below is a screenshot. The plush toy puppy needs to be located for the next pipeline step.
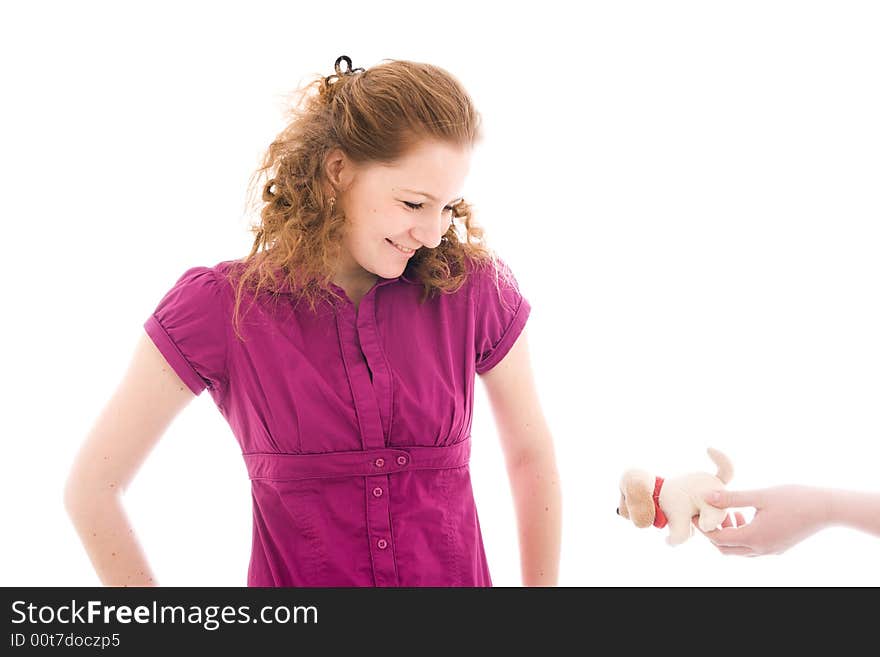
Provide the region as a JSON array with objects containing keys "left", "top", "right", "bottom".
[{"left": 617, "top": 448, "right": 734, "bottom": 546}]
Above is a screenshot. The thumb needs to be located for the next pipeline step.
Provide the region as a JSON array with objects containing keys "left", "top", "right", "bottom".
[{"left": 705, "top": 488, "right": 762, "bottom": 509}]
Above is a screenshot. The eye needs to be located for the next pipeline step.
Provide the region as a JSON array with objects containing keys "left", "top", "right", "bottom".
[{"left": 403, "top": 201, "right": 456, "bottom": 213}]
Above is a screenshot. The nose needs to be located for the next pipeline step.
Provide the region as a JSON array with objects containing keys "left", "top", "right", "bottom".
[{"left": 409, "top": 210, "right": 451, "bottom": 250}]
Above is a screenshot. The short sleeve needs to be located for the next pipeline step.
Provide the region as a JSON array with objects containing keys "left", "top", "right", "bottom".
[
  {"left": 473, "top": 257, "right": 531, "bottom": 375},
  {"left": 143, "top": 265, "right": 228, "bottom": 396}
]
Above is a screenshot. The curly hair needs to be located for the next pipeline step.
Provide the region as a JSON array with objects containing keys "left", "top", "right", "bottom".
[{"left": 223, "top": 56, "right": 515, "bottom": 341}]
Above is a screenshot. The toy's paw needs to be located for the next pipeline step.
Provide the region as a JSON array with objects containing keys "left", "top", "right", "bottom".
[
  {"left": 698, "top": 515, "right": 720, "bottom": 532},
  {"left": 698, "top": 504, "right": 728, "bottom": 532},
  {"left": 666, "top": 534, "right": 688, "bottom": 546}
]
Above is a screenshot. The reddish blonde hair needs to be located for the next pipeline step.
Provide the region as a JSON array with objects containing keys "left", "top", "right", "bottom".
[{"left": 225, "top": 57, "right": 513, "bottom": 340}]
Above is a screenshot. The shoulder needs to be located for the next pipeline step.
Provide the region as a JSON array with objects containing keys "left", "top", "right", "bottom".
[
  {"left": 161, "top": 263, "right": 229, "bottom": 306},
  {"left": 464, "top": 251, "right": 521, "bottom": 284},
  {"left": 143, "top": 260, "right": 238, "bottom": 397},
  {"left": 149, "top": 259, "right": 241, "bottom": 327},
  {"left": 464, "top": 253, "right": 525, "bottom": 310},
  {"left": 467, "top": 252, "right": 531, "bottom": 375},
  {"left": 181, "top": 258, "right": 252, "bottom": 304}
]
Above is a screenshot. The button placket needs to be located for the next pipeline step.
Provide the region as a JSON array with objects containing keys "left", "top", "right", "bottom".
[
  {"left": 357, "top": 289, "right": 394, "bottom": 444},
  {"left": 365, "top": 471, "right": 397, "bottom": 586},
  {"left": 357, "top": 291, "right": 401, "bottom": 586},
  {"left": 338, "top": 287, "right": 402, "bottom": 587}
]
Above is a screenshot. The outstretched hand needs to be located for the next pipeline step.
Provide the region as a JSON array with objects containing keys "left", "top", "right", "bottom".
[{"left": 692, "top": 485, "right": 832, "bottom": 556}]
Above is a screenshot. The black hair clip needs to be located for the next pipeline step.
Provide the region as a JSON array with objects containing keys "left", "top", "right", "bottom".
[{"left": 334, "top": 55, "right": 365, "bottom": 76}]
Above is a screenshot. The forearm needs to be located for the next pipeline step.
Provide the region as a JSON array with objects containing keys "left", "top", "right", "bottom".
[
  {"left": 827, "top": 488, "right": 880, "bottom": 538},
  {"left": 64, "top": 487, "right": 158, "bottom": 587},
  {"left": 506, "top": 449, "right": 562, "bottom": 586}
]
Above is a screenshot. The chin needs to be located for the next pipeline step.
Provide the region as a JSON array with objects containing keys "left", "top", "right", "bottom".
[
  {"left": 376, "top": 255, "right": 411, "bottom": 275},
  {"left": 377, "top": 262, "right": 407, "bottom": 278}
]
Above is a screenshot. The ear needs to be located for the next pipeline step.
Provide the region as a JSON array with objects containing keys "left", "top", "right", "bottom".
[
  {"left": 624, "top": 474, "right": 655, "bottom": 529},
  {"left": 323, "top": 147, "right": 356, "bottom": 194}
]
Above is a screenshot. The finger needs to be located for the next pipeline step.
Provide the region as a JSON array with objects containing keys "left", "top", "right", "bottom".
[
  {"left": 694, "top": 515, "right": 746, "bottom": 537},
  {"left": 702, "top": 524, "right": 755, "bottom": 547},
  {"left": 704, "top": 488, "right": 764, "bottom": 509},
  {"left": 734, "top": 511, "right": 746, "bottom": 526}
]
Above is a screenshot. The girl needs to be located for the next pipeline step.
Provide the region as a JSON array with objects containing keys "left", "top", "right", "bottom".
[{"left": 63, "top": 56, "right": 561, "bottom": 587}]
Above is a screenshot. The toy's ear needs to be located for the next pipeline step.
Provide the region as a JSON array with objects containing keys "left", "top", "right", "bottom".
[{"left": 624, "top": 475, "right": 655, "bottom": 529}]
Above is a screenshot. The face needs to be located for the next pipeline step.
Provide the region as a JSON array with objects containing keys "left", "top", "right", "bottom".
[{"left": 325, "top": 139, "right": 472, "bottom": 289}]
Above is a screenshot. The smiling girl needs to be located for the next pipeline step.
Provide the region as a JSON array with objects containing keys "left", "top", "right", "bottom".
[{"left": 64, "top": 56, "right": 561, "bottom": 587}]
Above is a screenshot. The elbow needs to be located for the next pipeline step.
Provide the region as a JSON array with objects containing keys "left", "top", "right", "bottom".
[
  {"left": 63, "top": 474, "right": 120, "bottom": 516},
  {"left": 508, "top": 444, "right": 558, "bottom": 473},
  {"left": 503, "top": 424, "right": 558, "bottom": 473},
  {"left": 509, "top": 447, "right": 540, "bottom": 470},
  {"left": 63, "top": 476, "right": 87, "bottom": 516}
]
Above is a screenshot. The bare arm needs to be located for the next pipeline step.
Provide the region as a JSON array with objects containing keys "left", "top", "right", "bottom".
[
  {"left": 63, "top": 331, "right": 197, "bottom": 586},
  {"left": 479, "top": 326, "right": 561, "bottom": 586},
  {"left": 828, "top": 488, "right": 880, "bottom": 537},
  {"left": 697, "top": 485, "right": 880, "bottom": 556}
]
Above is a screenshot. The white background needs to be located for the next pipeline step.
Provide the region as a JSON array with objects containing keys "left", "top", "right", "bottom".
[{"left": 2, "top": 1, "right": 878, "bottom": 587}]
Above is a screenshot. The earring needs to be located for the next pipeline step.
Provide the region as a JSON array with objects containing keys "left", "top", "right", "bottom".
[{"left": 329, "top": 196, "right": 336, "bottom": 212}]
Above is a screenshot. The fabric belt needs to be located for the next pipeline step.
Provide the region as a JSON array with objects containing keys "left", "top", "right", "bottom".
[{"left": 243, "top": 437, "right": 471, "bottom": 482}]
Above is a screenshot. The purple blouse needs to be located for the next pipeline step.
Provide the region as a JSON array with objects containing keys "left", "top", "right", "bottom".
[{"left": 143, "top": 256, "right": 530, "bottom": 586}]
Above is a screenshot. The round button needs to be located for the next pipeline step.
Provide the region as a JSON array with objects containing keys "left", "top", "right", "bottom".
[
  {"left": 377, "top": 538, "right": 388, "bottom": 549},
  {"left": 372, "top": 486, "right": 383, "bottom": 497},
  {"left": 374, "top": 458, "right": 385, "bottom": 468},
  {"left": 396, "top": 455, "right": 408, "bottom": 466}
]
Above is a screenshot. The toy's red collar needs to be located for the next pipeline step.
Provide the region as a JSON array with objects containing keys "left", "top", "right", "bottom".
[{"left": 652, "top": 476, "right": 668, "bottom": 528}]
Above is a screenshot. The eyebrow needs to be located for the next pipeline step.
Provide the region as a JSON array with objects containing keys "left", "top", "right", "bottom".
[{"left": 400, "top": 188, "right": 464, "bottom": 206}]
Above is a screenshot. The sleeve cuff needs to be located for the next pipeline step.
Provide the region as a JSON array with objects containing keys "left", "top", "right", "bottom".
[
  {"left": 475, "top": 296, "right": 531, "bottom": 375},
  {"left": 144, "top": 314, "right": 206, "bottom": 396}
]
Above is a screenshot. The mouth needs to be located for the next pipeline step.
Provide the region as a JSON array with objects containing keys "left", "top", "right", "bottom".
[{"left": 386, "top": 237, "right": 417, "bottom": 256}]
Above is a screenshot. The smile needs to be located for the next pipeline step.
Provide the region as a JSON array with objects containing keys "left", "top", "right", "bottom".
[{"left": 386, "top": 238, "right": 416, "bottom": 255}]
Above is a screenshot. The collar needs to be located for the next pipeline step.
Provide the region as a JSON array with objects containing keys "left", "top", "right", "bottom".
[
  {"left": 374, "top": 269, "right": 421, "bottom": 286},
  {"left": 652, "top": 476, "right": 668, "bottom": 529},
  {"left": 327, "top": 270, "right": 421, "bottom": 297},
  {"left": 261, "top": 265, "right": 421, "bottom": 295}
]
